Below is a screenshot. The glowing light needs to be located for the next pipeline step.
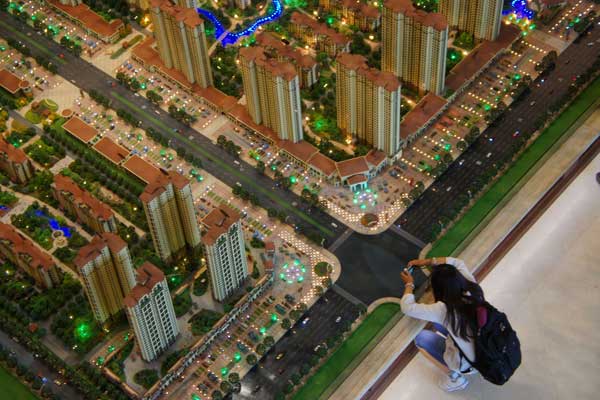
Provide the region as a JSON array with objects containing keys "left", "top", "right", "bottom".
[
  {"left": 196, "top": 0, "right": 283, "bottom": 46},
  {"left": 75, "top": 322, "right": 92, "bottom": 341},
  {"left": 221, "top": 367, "right": 229, "bottom": 376},
  {"left": 280, "top": 261, "right": 305, "bottom": 284}
]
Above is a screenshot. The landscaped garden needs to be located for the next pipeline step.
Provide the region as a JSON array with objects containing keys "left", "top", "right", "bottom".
[
  {"left": 107, "top": 341, "right": 134, "bottom": 381},
  {"left": 25, "top": 98, "right": 59, "bottom": 124},
  {"left": 134, "top": 368, "right": 159, "bottom": 389},
  {"left": 11, "top": 203, "right": 57, "bottom": 250},
  {"left": 0, "top": 188, "right": 17, "bottom": 207},
  {"left": 173, "top": 288, "right": 193, "bottom": 317},
  {"left": 22, "top": 274, "right": 82, "bottom": 321},
  {"left": 50, "top": 297, "right": 103, "bottom": 354},
  {"left": 189, "top": 309, "right": 224, "bottom": 336},
  {"left": 4, "top": 127, "right": 36, "bottom": 148},
  {"left": 25, "top": 136, "right": 65, "bottom": 167},
  {"left": 193, "top": 273, "right": 208, "bottom": 296},
  {"left": 446, "top": 47, "right": 464, "bottom": 73}
]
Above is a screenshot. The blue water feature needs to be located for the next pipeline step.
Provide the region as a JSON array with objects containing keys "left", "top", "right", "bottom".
[
  {"left": 503, "top": 0, "right": 534, "bottom": 20},
  {"left": 197, "top": 0, "right": 283, "bottom": 46},
  {"left": 33, "top": 209, "right": 72, "bottom": 238}
]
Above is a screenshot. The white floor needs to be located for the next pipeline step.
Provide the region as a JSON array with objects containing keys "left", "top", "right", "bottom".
[{"left": 381, "top": 153, "right": 600, "bottom": 400}]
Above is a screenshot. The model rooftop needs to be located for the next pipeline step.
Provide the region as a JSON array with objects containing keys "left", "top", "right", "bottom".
[
  {"left": 201, "top": 204, "right": 241, "bottom": 246},
  {"left": 123, "top": 262, "right": 165, "bottom": 308},
  {"left": 384, "top": 0, "right": 448, "bottom": 30}
]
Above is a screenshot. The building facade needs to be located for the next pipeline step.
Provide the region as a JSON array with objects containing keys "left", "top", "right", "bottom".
[
  {"left": 319, "top": 0, "right": 381, "bottom": 31},
  {"left": 382, "top": 0, "right": 448, "bottom": 95},
  {"left": 255, "top": 33, "right": 319, "bottom": 88},
  {"left": 140, "top": 170, "right": 201, "bottom": 261},
  {"left": 201, "top": 205, "right": 248, "bottom": 302},
  {"left": 438, "top": 0, "right": 503, "bottom": 41},
  {"left": 336, "top": 53, "right": 402, "bottom": 157},
  {"left": 124, "top": 262, "right": 179, "bottom": 362},
  {"left": 123, "top": 262, "right": 179, "bottom": 362},
  {"left": 0, "top": 222, "right": 61, "bottom": 289},
  {"left": 52, "top": 175, "right": 117, "bottom": 234},
  {"left": 240, "top": 46, "right": 304, "bottom": 143},
  {"left": 150, "top": 0, "right": 213, "bottom": 87},
  {"left": 290, "top": 12, "right": 351, "bottom": 57},
  {"left": 75, "top": 233, "right": 137, "bottom": 323},
  {"left": 0, "top": 138, "right": 34, "bottom": 184}
]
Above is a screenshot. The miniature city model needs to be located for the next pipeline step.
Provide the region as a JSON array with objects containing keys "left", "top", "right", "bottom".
[{"left": 0, "top": 0, "right": 598, "bottom": 399}]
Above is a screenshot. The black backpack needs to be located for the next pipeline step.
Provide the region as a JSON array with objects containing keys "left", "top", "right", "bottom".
[{"left": 456, "top": 302, "right": 521, "bottom": 385}]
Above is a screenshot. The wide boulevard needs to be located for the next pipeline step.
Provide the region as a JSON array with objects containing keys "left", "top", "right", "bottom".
[{"left": 0, "top": 12, "right": 347, "bottom": 245}]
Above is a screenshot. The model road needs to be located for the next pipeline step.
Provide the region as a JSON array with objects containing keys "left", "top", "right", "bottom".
[
  {"left": 0, "top": 330, "right": 80, "bottom": 400},
  {"left": 400, "top": 20, "right": 600, "bottom": 242},
  {"left": 0, "top": 14, "right": 347, "bottom": 244}
]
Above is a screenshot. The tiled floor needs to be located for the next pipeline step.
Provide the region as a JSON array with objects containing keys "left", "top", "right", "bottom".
[{"left": 381, "top": 152, "right": 600, "bottom": 400}]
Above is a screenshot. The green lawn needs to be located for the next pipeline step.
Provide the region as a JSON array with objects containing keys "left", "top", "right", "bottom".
[
  {"left": 429, "top": 76, "right": 600, "bottom": 257},
  {"left": 24, "top": 110, "right": 42, "bottom": 124},
  {"left": 0, "top": 367, "right": 38, "bottom": 400},
  {"left": 293, "top": 303, "right": 401, "bottom": 400}
]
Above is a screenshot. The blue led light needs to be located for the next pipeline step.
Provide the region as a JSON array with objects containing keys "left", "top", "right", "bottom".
[
  {"left": 197, "top": 0, "right": 284, "bottom": 46},
  {"left": 503, "top": 0, "right": 534, "bottom": 20}
]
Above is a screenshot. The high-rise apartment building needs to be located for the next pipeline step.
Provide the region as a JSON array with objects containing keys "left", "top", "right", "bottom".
[
  {"left": 52, "top": 175, "right": 117, "bottom": 234},
  {"left": 201, "top": 205, "right": 248, "bottom": 302},
  {"left": 140, "top": 170, "right": 201, "bottom": 262},
  {"left": 239, "top": 46, "right": 304, "bottom": 143},
  {"left": 150, "top": 0, "right": 213, "bottom": 87},
  {"left": 0, "top": 138, "right": 34, "bottom": 184},
  {"left": 382, "top": 0, "right": 448, "bottom": 95},
  {"left": 75, "top": 233, "right": 137, "bottom": 323},
  {"left": 336, "top": 53, "right": 402, "bottom": 157},
  {"left": 123, "top": 262, "right": 179, "bottom": 362},
  {"left": 255, "top": 33, "right": 319, "bottom": 88},
  {"left": 438, "top": 0, "right": 503, "bottom": 41}
]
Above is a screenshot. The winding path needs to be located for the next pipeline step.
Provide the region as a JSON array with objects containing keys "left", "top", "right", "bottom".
[{"left": 197, "top": 0, "right": 283, "bottom": 46}]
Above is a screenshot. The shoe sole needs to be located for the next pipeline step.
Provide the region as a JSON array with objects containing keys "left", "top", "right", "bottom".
[{"left": 441, "top": 379, "right": 469, "bottom": 393}]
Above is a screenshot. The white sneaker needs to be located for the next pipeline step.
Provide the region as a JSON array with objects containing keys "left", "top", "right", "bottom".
[
  {"left": 438, "top": 372, "right": 469, "bottom": 392},
  {"left": 461, "top": 367, "right": 478, "bottom": 376}
]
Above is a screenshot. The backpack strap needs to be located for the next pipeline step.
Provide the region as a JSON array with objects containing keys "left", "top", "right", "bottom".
[
  {"left": 449, "top": 332, "right": 475, "bottom": 366},
  {"left": 477, "top": 306, "right": 488, "bottom": 328}
]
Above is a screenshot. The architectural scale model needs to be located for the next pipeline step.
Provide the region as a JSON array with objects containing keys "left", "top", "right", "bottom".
[{"left": 0, "top": 0, "right": 598, "bottom": 399}]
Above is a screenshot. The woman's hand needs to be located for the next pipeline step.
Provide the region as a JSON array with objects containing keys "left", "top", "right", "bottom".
[{"left": 400, "top": 269, "right": 414, "bottom": 286}]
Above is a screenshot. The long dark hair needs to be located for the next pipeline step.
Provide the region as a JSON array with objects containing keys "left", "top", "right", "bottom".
[{"left": 431, "top": 264, "right": 485, "bottom": 340}]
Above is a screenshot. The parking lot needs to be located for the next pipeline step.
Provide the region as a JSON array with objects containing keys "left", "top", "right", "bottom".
[{"left": 234, "top": 289, "right": 359, "bottom": 400}]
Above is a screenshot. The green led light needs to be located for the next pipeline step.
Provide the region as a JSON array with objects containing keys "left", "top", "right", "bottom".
[
  {"left": 260, "top": 327, "right": 267, "bottom": 335},
  {"left": 75, "top": 322, "right": 92, "bottom": 341},
  {"left": 221, "top": 367, "right": 228, "bottom": 377},
  {"left": 271, "top": 313, "right": 278, "bottom": 322},
  {"left": 234, "top": 352, "right": 242, "bottom": 362},
  {"left": 290, "top": 175, "right": 297, "bottom": 184}
]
